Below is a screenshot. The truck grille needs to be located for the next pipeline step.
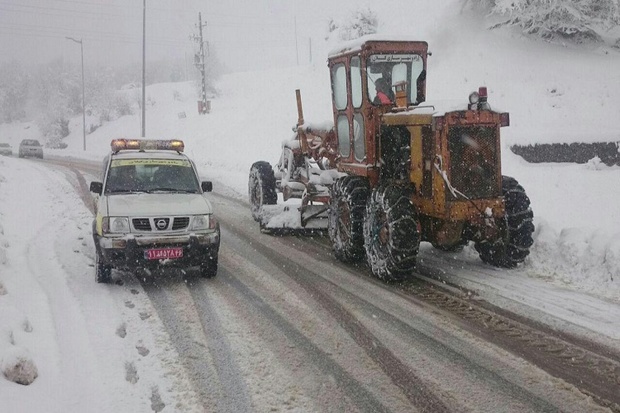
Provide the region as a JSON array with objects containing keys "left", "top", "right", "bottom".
[
  {"left": 131, "top": 217, "right": 190, "bottom": 232},
  {"left": 448, "top": 126, "right": 499, "bottom": 199},
  {"left": 172, "top": 217, "right": 190, "bottom": 230},
  {"left": 133, "top": 218, "right": 151, "bottom": 231}
]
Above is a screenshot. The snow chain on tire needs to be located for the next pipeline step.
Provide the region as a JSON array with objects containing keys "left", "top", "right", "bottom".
[
  {"left": 475, "top": 175, "right": 535, "bottom": 268},
  {"left": 248, "top": 161, "right": 277, "bottom": 221},
  {"left": 364, "top": 184, "right": 420, "bottom": 281},
  {"left": 328, "top": 176, "right": 370, "bottom": 262}
]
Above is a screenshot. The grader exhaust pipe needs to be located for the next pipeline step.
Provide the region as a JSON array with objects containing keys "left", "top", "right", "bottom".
[{"left": 296, "top": 89, "right": 304, "bottom": 127}]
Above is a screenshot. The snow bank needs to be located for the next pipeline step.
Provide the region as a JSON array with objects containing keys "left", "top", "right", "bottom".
[{"left": 529, "top": 222, "right": 620, "bottom": 300}]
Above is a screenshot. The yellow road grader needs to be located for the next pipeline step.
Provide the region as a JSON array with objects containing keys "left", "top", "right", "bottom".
[{"left": 249, "top": 37, "right": 534, "bottom": 281}]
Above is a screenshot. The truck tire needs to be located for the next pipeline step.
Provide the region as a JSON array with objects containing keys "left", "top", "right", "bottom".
[
  {"left": 364, "top": 184, "right": 419, "bottom": 281},
  {"left": 95, "top": 252, "right": 112, "bottom": 284},
  {"left": 475, "top": 176, "right": 534, "bottom": 268},
  {"left": 328, "top": 176, "right": 370, "bottom": 262},
  {"left": 249, "top": 161, "right": 277, "bottom": 221},
  {"left": 200, "top": 255, "right": 218, "bottom": 278}
]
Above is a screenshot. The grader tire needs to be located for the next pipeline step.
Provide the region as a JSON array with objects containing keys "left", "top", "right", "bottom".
[
  {"left": 328, "top": 176, "right": 370, "bottom": 262},
  {"left": 475, "top": 176, "right": 534, "bottom": 268},
  {"left": 249, "top": 161, "right": 277, "bottom": 221},
  {"left": 364, "top": 185, "right": 420, "bottom": 281}
]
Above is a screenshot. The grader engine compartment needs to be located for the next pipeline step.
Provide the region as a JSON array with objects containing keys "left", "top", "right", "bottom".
[{"left": 248, "top": 36, "right": 534, "bottom": 281}]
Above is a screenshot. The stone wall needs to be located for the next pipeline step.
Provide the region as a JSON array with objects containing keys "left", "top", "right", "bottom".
[{"left": 510, "top": 142, "right": 620, "bottom": 166}]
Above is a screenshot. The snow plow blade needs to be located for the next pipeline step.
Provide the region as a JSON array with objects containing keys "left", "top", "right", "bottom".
[{"left": 259, "top": 204, "right": 329, "bottom": 234}]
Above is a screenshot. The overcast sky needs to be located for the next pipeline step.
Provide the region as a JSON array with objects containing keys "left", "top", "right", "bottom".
[{"left": 0, "top": 0, "right": 360, "bottom": 73}]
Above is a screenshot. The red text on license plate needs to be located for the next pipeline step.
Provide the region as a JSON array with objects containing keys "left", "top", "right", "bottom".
[{"left": 145, "top": 248, "right": 183, "bottom": 260}]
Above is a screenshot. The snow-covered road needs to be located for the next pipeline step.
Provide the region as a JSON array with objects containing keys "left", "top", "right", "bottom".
[{"left": 2, "top": 155, "right": 619, "bottom": 412}]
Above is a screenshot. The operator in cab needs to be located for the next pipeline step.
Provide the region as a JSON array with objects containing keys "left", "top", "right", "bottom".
[{"left": 373, "top": 78, "right": 395, "bottom": 105}]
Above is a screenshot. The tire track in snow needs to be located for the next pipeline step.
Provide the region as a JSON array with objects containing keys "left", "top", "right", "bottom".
[
  {"left": 139, "top": 275, "right": 252, "bottom": 412},
  {"left": 215, "top": 251, "right": 393, "bottom": 412}
]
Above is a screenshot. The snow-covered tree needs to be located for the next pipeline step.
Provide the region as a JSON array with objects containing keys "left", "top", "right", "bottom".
[
  {"left": 0, "top": 61, "right": 30, "bottom": 123},
  {"left": 467, "top": 0, "right": 620, "bottom": 44},
  {"left": 31, "top": 58, "right": 78, "bottom": 143},
  {"left": 326, "top": 7, "right": 379, "bottom": 42}
]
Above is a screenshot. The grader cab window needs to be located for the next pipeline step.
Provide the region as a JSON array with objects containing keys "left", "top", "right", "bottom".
[
  {"left": 351, "top": 57, "right": 363, "bottom": 108},
  {"left": 332, "top": 63, "right": 348, "bottom": 110},
  {"left": 367, "top": 53, "right": 425, "bottom": 106}
]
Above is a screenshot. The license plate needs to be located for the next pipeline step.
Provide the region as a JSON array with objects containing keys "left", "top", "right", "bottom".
[{"left": 145, "top": 248, "right": 183, "bottom": 260}]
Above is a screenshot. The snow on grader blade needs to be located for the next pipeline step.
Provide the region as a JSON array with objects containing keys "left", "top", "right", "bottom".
[{"left": 258, "top": 204, "right": 329, "bottom": 234}]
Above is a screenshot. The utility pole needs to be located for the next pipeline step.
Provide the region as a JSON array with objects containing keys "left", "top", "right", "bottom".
[
  {"left": 192, "top": 13, "right": 208, "bottom": 114},
  {"left": 141, "top": 0, "right": 146, "bottom": 136},
  {"left": 66, "top": 37, "right": 86, "bottom": 151},
  {"left": 294, "top": 16, "right": 299, "bottom": 66}
]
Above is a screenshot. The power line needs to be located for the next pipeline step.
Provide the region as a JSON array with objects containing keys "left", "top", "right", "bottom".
[
  {"left": 0, "top": 2, "right": 134, "bottom": 19},
  {"left": 0, "top": 2, "right": 303, "bottom": 25},
  {"left": 0, "top": 21, "right": 187, "bottom": 45},
  {"left": 0, "top": 28, "right": 188, "bottom": 48}
]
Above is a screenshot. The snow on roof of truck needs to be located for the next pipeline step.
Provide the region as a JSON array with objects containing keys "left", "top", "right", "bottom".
[{"left": 110, "top": 150, "right": 189, "bottom": 161}]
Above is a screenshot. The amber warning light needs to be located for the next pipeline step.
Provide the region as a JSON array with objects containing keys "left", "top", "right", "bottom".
[{"left": 111, "top": 139, "right": 185, "bottom": 153}]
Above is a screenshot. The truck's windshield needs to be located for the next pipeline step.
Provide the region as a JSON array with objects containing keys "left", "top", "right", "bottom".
[{"left": 104, "top": 159, "right": 200, "bottom": 194}]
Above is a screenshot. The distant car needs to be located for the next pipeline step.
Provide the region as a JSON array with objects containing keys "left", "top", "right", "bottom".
[
  {"left": 18, "top": 139, "right": 43, "bottom": 159},
  {"left": 0, "top": 143, "right": 12, "bottom": 156}
]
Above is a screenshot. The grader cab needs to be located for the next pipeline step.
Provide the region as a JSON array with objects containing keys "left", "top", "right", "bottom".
[{"left": 249, "top": 38, "right": 534, "bottom": 281}]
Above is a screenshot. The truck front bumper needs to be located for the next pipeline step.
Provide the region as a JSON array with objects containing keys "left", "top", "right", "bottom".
[{"left": 95, "top": 231, "right": 220, "bottom": 270}]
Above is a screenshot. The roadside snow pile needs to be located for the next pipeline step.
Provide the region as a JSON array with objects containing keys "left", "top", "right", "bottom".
[
  {"left": 0, "top": 292, "right": 38, "bottom": 386},
  {"left": 0, "top": 163, "right": 38, "bottom": 386},
  {"left": 527, "top": 222, "right": 620, "bottom": 300},
  {"left": 0, "top": 345, "right": 38, "bottom": 386}
]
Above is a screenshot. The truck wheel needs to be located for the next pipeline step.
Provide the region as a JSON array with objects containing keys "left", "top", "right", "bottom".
[
  {"left": 249, "top": 161, "right": 277, "bottom": 221},
  {"left": 328, "top": 176, "right": 370, "bottom": 262},
  {"left": 364, "top": 184, "right": 419, "bottom": 281},
  {"left": 95, "top": 252, "right": 112, "bottom": 284},
  {"left": 200, "top": 255, "right": 218, "bottom": 278},
  {"left": 475, "top": 176, "right": 534, "bottom": 268}
]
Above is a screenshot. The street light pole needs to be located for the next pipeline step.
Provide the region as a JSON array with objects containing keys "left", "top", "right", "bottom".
[
  {"left": 141, "top": 0, "right": 146, "bottom": 137},
  {"left": 66, "top": 37, "right": 86, "bottom": 151}
]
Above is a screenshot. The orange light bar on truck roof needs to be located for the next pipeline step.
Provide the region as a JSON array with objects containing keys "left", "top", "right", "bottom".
[{"left": 110, "top": 139, "right": 185, "bottom": 153}]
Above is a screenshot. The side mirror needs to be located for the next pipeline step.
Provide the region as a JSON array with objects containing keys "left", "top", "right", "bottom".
[
  {"left": 90, "top": 181, "right": 103, "bottom": 195},
  {"left": 201, "top": 181, "right": 213, "bottom": 192}
]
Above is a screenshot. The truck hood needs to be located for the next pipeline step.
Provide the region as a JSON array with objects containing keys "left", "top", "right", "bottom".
[{"left": 104, "top": 193, "right": 213, "bottom": 216}]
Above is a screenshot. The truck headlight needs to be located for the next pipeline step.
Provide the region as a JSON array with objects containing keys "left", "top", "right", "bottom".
[
  {"left": 190, "top": 215, "right": 216, "bottom": 231},
  {"left": 102, "top": 217, "right": 130, "bottom": 234}
]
